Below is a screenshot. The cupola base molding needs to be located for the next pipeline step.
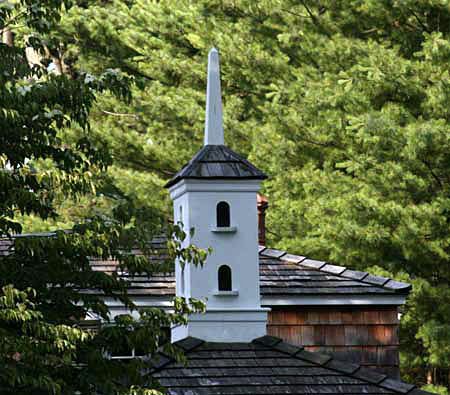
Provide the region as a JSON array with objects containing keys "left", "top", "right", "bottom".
[{"left": 172, "top": 309, "right": 269, "bottom": 343}]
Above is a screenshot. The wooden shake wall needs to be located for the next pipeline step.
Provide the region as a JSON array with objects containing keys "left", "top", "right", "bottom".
[{"left": 267, "top": 306, "right": 400, "bottom": 378}]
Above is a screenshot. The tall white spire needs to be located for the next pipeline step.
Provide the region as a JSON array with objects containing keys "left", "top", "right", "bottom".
[
  {"left": 169, "top": 49, "right": 268, "bottom": 343},
  {"left": 204, "top": 48, "right": 224, "bottom": 145}
]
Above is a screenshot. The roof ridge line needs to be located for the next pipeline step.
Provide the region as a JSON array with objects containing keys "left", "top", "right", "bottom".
[
  {"left": 258, "top": 245, "right": 411, "bottom": 294},
  {"left": 149, "top": 336, "right": 205, "bottom": 373},
  {"left": 219, "top": 145, "right": 266, "bottom": 174},
  {"left": 253, "top": 336, "right": 428, "bottom": 395},
  {"left": 176, "top": 146, "right": 211, "bottom": 177},
  {"left": 172, "top": 336, "right": 204, "bottom": 352}
]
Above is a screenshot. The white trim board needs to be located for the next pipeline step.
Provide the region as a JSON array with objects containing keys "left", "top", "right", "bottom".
[
  {"left": 103, "top": 294, "right": 407, "bottom": 309},
  {"left": 103, "top": 296, "right": 173, "bottom": 308}
]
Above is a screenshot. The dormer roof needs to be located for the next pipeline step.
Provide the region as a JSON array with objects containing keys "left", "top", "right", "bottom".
[{"left": 165, "top": 144, "right": 267, "bottom": 188}]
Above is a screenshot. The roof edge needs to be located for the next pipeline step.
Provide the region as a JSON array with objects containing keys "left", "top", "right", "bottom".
[
  {"left": 149, "top": 336, "right": 205, "bottom": 373},
  {"left": 259, "top": 246, "right": 412, "bottom": 295},
  {"left": 165, "top": 174, "right": 268, "bottom": 189},
  {"left": 164, "top": 145, "right": 267, "bottom": 188}
]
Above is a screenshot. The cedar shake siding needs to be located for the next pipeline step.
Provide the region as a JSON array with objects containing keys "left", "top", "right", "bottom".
[{"left": 268, "top": 307, "right": 400, "bottom": 378}]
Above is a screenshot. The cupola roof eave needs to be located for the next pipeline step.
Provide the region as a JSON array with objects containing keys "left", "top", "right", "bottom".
[{"left": 164, "top": 144, "right": 267, "bottom": 188}]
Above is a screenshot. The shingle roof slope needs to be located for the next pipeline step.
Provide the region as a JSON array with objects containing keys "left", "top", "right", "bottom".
[
  {"left": 165, "top": 145, "right": 267, "bottom": 188},
  {"left": 259, "top": 247, "right": 411, "bottom": 296},
  {"left": 88, "top": 246, "right": 410, "bottom": 298},
  {"left": 150, "top": 336, "right": 431, "bottom": 395},
  {"left": 0, "top": 236, "right": 411, "bottom": 298}
]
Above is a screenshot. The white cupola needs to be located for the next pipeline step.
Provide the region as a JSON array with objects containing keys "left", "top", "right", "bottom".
[{"left": 166, "top": 48, "right": 268, "bottom": 342}]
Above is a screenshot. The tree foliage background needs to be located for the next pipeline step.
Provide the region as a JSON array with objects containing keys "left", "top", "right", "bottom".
[
  {"left": 0, "top": 1, "right": 206, "bottom": 393},
  {"left": 4, "top": 0, "right": 450, "bottom": 392}
]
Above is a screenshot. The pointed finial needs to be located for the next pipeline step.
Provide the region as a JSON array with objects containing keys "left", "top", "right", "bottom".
[{"left": 204, "top": 47, "right": 224, "bottom": 145}]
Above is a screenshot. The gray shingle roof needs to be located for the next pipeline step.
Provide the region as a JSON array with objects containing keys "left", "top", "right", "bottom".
[
  {"left": 92, "top": 245, "right": 410, "bottom": 298},
  {"left": 258, "top": 247, "right": 411, "bottom": 296},
  {"left": 0, "top": 236, "right": 411, "bottom": 298},
  {"left": 165, "top": 145, "right": 267, "bottom": 188},
  {"left": 149, "top": 335, "right": 431, "bottom": 395}
]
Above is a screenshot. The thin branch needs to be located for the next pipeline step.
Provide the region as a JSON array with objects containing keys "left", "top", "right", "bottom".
[
  {"left": 266, "top": 228, "right": 282, "bottom": 239},
  {"left": 2, "top": 10, "right": 27, "bottom": 29},
  {"left": 299, "top": 0, "right": 331, "bottom": 38},
  {"left": 281, "top": 8, "right": 310, "bottom": 19},
  {"left": 361, "top": 27, "right": 378, "bottom": 35},
  {"left": 421, "top": 160, "right": 443, "bottom": 189},
  {"left": 294, "top": 133, "right": 343, "bottom": 150},
  {"left": 300, "top": 0, "right": 317, "bottom": 21},
  {"left": 408, "top": 9, "right": 431, "bottom": 33},
  {"left": 100, "top": 110, "right": 140, "bottom": 119}
]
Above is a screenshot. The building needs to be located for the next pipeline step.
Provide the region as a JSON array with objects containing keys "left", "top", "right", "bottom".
[{"left": 87, "top": 48, "right": 410, "bottom": 378}]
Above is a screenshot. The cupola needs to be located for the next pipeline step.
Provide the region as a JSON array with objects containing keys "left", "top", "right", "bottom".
[{"left": 166, "top": 48, "right": 268, "bottom": 342}]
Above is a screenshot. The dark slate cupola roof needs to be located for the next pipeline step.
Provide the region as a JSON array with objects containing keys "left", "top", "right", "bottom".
[
  {"left": 165, "top": 144, "right": 267, "bottom": 188},
  {"left": 165, "top": 48, "right": 266, "bottom": 189}
]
